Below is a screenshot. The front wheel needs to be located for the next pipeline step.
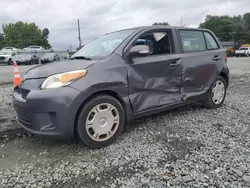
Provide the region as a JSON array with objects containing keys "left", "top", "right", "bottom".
[
  {"left": 203, "top": 76, "right": 227, "bottom": 109},
  {"left": 76, "top": 95, "right": 125, "bottom": 149},
  {"left": 8, "top": 59, "right": 12, "bottom": 65}
]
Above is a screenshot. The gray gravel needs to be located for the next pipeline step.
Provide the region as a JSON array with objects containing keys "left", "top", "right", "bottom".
[{"left": 0, "top": 58, "right": 250, "bottom": 188}]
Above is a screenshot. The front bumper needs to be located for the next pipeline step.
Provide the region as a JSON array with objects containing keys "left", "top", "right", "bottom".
[
  {"left": 235, "top": 53, "right": 247, "bottom": 56},
  {"left": 41, "top": 59, "right": 52, "bottom": 64},
  {"left": 13, "top": 82, "right": 81, "bottom": 139},
  {"left": 0, "top": 60, "right": 8, "bottom": 64},
  {"left": 16, "top": 60, "right": 28, "bottom": 64}
]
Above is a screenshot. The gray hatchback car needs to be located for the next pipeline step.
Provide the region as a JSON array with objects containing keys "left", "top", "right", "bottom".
[{"left": 13, "top": 26, "right": 229, "bottom": 148}]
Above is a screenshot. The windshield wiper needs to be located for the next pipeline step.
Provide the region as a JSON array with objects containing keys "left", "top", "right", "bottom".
[{"left": 71, "top": 56, "right": 92, "bottom": 60}]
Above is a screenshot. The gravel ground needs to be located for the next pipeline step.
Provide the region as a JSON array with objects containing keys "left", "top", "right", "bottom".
[{"left": 0, "top": 58, "right": 250, "bottom": 188}]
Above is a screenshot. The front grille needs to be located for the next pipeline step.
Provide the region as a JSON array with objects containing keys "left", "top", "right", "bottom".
[
  {"left": 17, "top": 114, "right": 31, "bottom": 129},
  {"left": 0, "top": 57, "right": 6, "bottom": 60}
]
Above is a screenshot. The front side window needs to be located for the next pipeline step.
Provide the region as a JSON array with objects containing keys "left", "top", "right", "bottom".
[
  {"left": 180, "top": 30, "right": 206, "bottom": 52},
  {"left": 72, "top": 29, "right": 136, "bottom": 60},
  {"left": 204, "top": 32, "right": 219, "bottom": 50},
  {"left": 133, "top": 31, "right": 173, "bottom": 55}
]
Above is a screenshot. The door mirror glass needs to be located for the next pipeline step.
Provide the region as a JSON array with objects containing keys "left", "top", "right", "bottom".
[{"left": 129, "top": 45, "right": 150, "bottom": 57}]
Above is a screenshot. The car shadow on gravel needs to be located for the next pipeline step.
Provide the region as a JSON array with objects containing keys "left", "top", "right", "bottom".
[
  {"left": 124, "top": 102, "right": 204, "bottom": 133},
  {"left": 0, "top": 102, "right": 205, "bottom": 150}
]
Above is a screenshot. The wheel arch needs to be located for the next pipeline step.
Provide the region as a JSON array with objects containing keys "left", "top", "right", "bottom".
[
  {"left": 73, "top": 90, "right": 128, "bottom": 136},
  {"left": 219, "top": 71, "right": 229, "bottom": 88}
]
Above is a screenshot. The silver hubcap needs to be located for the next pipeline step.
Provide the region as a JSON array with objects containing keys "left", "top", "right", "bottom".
[
  {"left": 86, "top": 103, "right": 120, "bottom": 142},
  {"left": 212, "top": 80, "right": 225, "bottom": 104}
]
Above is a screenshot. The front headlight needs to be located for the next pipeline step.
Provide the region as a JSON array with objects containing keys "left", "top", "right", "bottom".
[{"left": 41, "top": 70, "right": 87, "bottom": 89}]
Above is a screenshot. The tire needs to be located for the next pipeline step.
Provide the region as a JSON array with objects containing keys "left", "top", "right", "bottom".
[
  {"left": 247, "top": 53, "right": 249, "bottom": 57},
  {"left": 76, "top": 95, "right": 125, "bottom": 149},
  {"left": 7, "top": 59, "right": 12, "bottom": 65},
  {"left": 203, "top": 76, "right": 227, "bottom": 109},
  {"left": 236, "top": 55, "right": 239, "bottom": 57}
]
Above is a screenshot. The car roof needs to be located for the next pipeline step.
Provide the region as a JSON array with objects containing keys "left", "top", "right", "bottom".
[
  {"left": 108, "top": 25, "right": 210, "bottom": 34},
  {"left": 26, "top": 45, "right": 42, "bottom": 47}
]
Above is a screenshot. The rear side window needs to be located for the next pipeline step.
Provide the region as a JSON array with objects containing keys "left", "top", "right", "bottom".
[
  {"left": 204, "top": 32, "right": 219, "bottom": 50},
  {"left": 180, "top": 30, "right": 206, "bottom": 52}
]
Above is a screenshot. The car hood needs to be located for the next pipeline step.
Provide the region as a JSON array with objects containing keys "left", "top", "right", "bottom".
[
  {"left": 0, "top": 55, "right": 10, "bottom": 57},
  {"left": 24, "top": 59, "right": 98, "bottom": 79},
  {"left": 18, "top": 58, "right": 29, "bottom": 61}
]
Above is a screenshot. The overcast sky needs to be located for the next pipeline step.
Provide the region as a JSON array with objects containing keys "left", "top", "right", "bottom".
[{"left": 0, "top": 0, "right": 249, "bottom": 50}]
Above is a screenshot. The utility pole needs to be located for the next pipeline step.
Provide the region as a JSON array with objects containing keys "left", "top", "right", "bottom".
[
  {"left": 69, "top": 45, "right": 72, "bottom": 52},
  {"left": 181, "top": 17, "right": 183, "bottom": 27},
  {"left": 77, "top": 19, "right": 82, "bottom": 49}
]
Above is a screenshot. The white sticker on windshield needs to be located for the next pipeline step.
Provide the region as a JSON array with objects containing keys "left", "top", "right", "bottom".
[{"left": 153, "top": 32, "right": 166, "bottom": 41}]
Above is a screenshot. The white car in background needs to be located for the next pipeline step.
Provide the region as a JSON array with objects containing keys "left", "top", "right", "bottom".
[
  {"left": 1, "top": 47, "right": 21, "bottom": 52},
  {"left": 235, "top": 47, "right": 250, "bottom": 57},
  {"left": 0, "top": 51, "right": 18, "bottom": 65},
  {"left": 23, "top": 45, "right": 44, "bottom": 51}
]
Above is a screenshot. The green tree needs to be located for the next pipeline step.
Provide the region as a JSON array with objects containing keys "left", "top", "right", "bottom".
[
  {"left": 2, "top": 21, "right": 51, "bottom": 49},
  {"left": 200, "top": 14, "right": 250, "bottom": 44},
  {"left": 42, "top": 28, "right": 49, "bottom": 39},
  {"left": 200, "top": 15, "right": 233, "bottom": 41},
  {"left": 0, "top": 33, "right": 4, "bottom": 49},
  {"left": 152, "top": 22, "right": 170, "bottom": 26},
  {"left": 243, "top": 13, "right": 250, "bottom": 30}
]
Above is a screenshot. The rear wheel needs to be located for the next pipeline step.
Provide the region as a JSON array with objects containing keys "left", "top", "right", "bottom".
[
  {"left": 203, "top": 76, "right": 227, "bottom": 109},
  {"left": 76, "top": 95, "right": 125, "bottom": 149}
]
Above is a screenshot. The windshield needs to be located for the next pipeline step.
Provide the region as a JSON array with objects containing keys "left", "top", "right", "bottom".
[
  {"left": 12, "top": 55, "right": 21, "bottom": 60},
  {"left": 27, "top": 46, "right": 40, "bottom": 48},
  {"left": 71, "top": 29, "right": 136, "bottom": 59},
  {"left": 20, "top": 55, "right": 32, "bottom": 59},
  {"left": 43, "top": 53, "right": 54, "bottom": 58}
]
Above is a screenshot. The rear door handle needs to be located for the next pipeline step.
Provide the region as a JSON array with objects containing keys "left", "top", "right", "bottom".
[
  {"left": 169, "top": 61, "right": 181, "bottom": 68},
  {"left": 212, "top": 55, "right": 222, "bottom": 61}
]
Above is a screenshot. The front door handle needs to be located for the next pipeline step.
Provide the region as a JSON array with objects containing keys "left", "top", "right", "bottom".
[
  {"left": 169, "top": 61, "right": 181, "bottom": 68},
  {"left": 212, "top": 55, "right": 222, "bottom": 61}
]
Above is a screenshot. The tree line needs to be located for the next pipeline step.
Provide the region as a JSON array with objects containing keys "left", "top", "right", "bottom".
[
  {"left": 200, "top": 13, "right": 250, "bottom": 44},
  {"left": 153, "top": 12, "right": 250, "bottom": 44},
  {"left": 1, "top": 13, "right": 249, "bottom": 51},
  {"left": 0, "top": 21, "right": 51, "bottom": 50}
]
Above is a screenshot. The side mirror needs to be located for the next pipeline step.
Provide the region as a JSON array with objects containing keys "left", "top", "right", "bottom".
[{"left": 129, "top": 45, "right": 150, "bottom": 58}]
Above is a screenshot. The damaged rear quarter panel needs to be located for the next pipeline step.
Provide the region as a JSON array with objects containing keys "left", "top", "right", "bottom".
[{"left": 181, "top": 50, "right": 224, "bottom": 100}]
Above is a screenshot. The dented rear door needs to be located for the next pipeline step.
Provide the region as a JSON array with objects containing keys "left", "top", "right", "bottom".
[{"left": 177, "top": 29, "right": 224, "bottom": 100}]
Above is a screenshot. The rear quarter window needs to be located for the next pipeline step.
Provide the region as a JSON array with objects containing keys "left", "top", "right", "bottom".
[
  {"left": 204, "top": 32, "right": 219, "bottom": 50},
  {"left": 179, "top": 30, "right": 206, "bottom": 52}
]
